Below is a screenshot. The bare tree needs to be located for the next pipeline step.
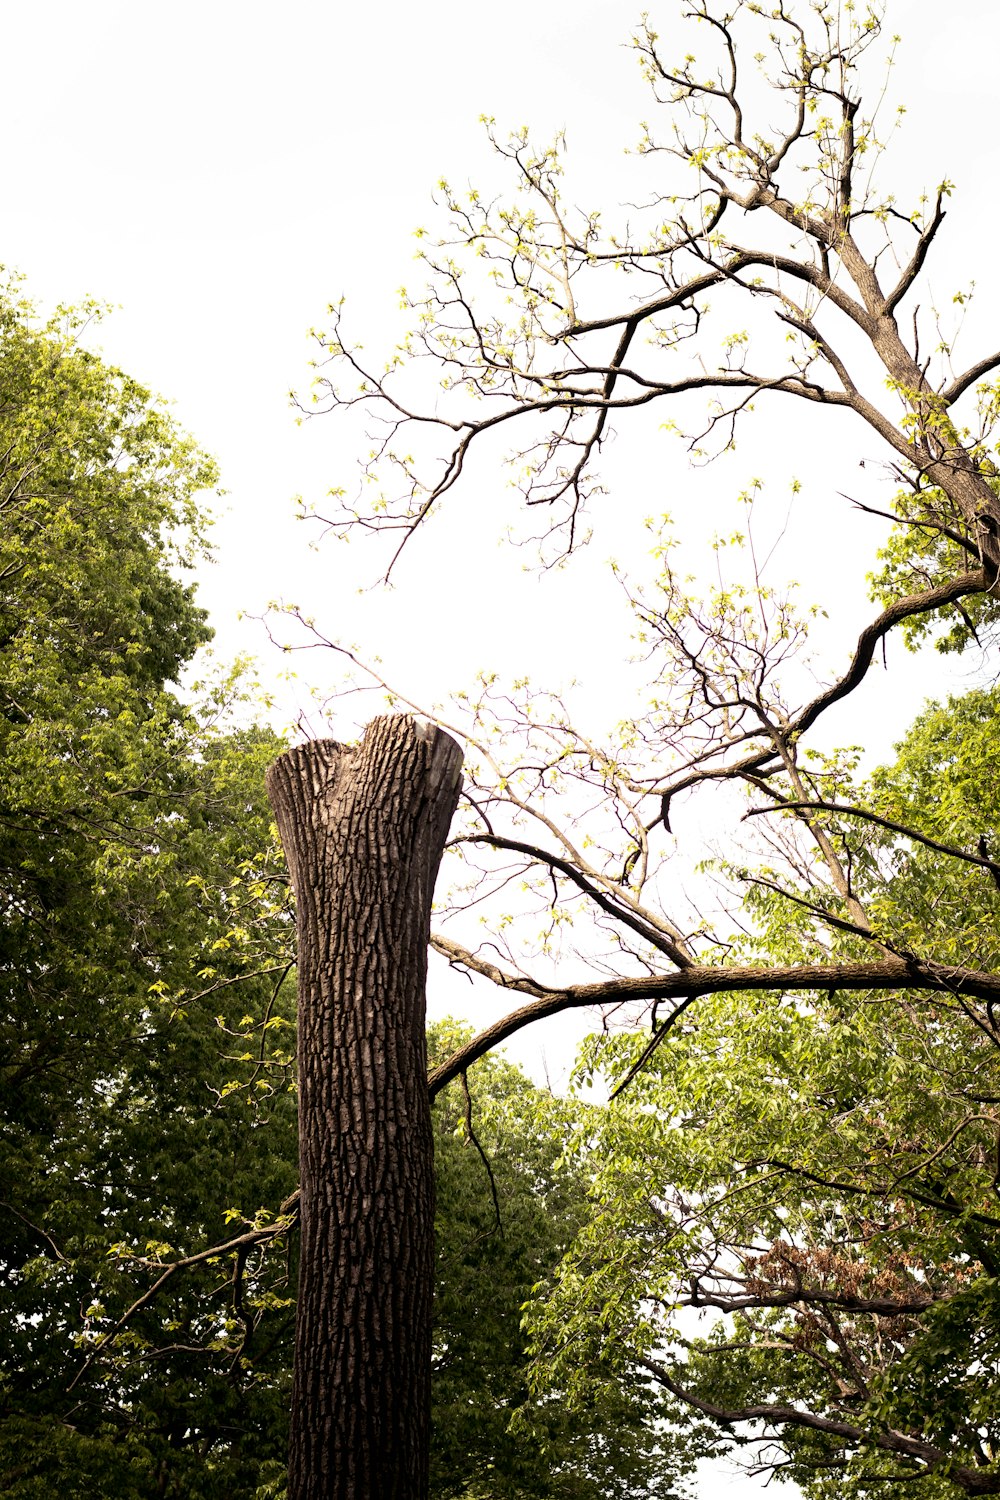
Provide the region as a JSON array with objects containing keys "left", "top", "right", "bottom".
[{"left": 307, "top": 2, "right": 1000, "bottom": 584}]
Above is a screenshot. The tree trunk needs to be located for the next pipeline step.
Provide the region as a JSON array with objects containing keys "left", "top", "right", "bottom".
[{"left": 266, "top": 715, "right": 463, "bottom": 1500}]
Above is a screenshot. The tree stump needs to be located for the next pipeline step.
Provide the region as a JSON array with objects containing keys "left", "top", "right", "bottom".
[{"left": 266, "top": 715, "right": 463, "bottom": 1500}]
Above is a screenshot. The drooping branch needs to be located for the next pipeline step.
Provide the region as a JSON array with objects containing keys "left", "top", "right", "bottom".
[
  {"left": 448, "top": 830, "right": 694, "bottom": 969},
  {"left": 749, "top": 1156, "right": 1000, "bottom": 1235},
  {"left": 635, "top": 1356, "right": 1000, "bottom": 1492},
  {"left": 68, "top": 1200, "right": 299, "bottom": 1390},
  {"left": 607, "top": 993, "right": 702, "bottom": 1101}
]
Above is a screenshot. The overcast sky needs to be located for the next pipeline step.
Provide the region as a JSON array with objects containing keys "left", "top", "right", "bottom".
[
  {"left": 7, "top": 0, "right": 997, "bottom": 710},
  {"left": 5, "top": 3, "right": 998, "bottom": 1493}
]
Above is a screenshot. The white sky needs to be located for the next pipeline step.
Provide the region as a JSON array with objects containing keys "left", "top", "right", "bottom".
[{"left": 5, "top": 3, "right": 998, "bottom": 1494}]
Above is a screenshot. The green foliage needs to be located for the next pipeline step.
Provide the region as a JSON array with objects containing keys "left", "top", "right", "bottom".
[
  {"left": 0, "top": 281, "right": 676, "bottom": 1493},
  {"left": 524, "top": 688, "right": 1000, "bottom": 1497},
  {"left": 0, "top": 281, "right": 298, "bottom": 1496},
  {"left": 428, "top": 1021, "right": 680, "bottom": 1500}
]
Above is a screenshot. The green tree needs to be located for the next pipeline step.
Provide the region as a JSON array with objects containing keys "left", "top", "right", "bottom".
[
  {"left": 0, "top": 280, "right": 298, "bottom": 1497},
  {"left": 521, "top": 683, "right": 1000, "bottom": 1496},
  {"left": 429, "top": 1023, "right": 679, "bottom": 1500},
  {"left": 0, "top": 278, "right": 670, "bottom": 1499},
  {"left": 10, "top": 2, "right": 997, "bottom": 1493}
]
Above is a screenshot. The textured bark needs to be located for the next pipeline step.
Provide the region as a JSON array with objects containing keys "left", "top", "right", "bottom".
[{"left": 266, "top": 715, "right": 463, "bottom": 1500}]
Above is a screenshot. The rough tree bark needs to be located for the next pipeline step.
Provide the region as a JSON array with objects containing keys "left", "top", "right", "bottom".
[{"left": 266, "top": 715, "right": 463, "bottom": 1500}]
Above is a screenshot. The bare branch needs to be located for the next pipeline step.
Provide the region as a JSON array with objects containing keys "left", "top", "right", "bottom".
[
  {"left": 746, "top": 797, "right": 1000, "bottom": 880},
  {"left": 655, "top": 568, "right": 988, "bottom": 813},
  {"left": 883, "top": 190, "right": 947, "bottom": 319}
]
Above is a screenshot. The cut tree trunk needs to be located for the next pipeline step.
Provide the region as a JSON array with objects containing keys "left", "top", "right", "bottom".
[{"left": 266, "top": 715, "right": 463, "bottom": 1500}]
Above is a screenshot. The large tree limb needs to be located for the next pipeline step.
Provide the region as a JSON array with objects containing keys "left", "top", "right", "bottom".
[
  {"left": 426, "top": 936, "right": 1000, "bottom": 1095},
  {"left": 80, "top": 937, "right": 1000, "bottom": 1371}
]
